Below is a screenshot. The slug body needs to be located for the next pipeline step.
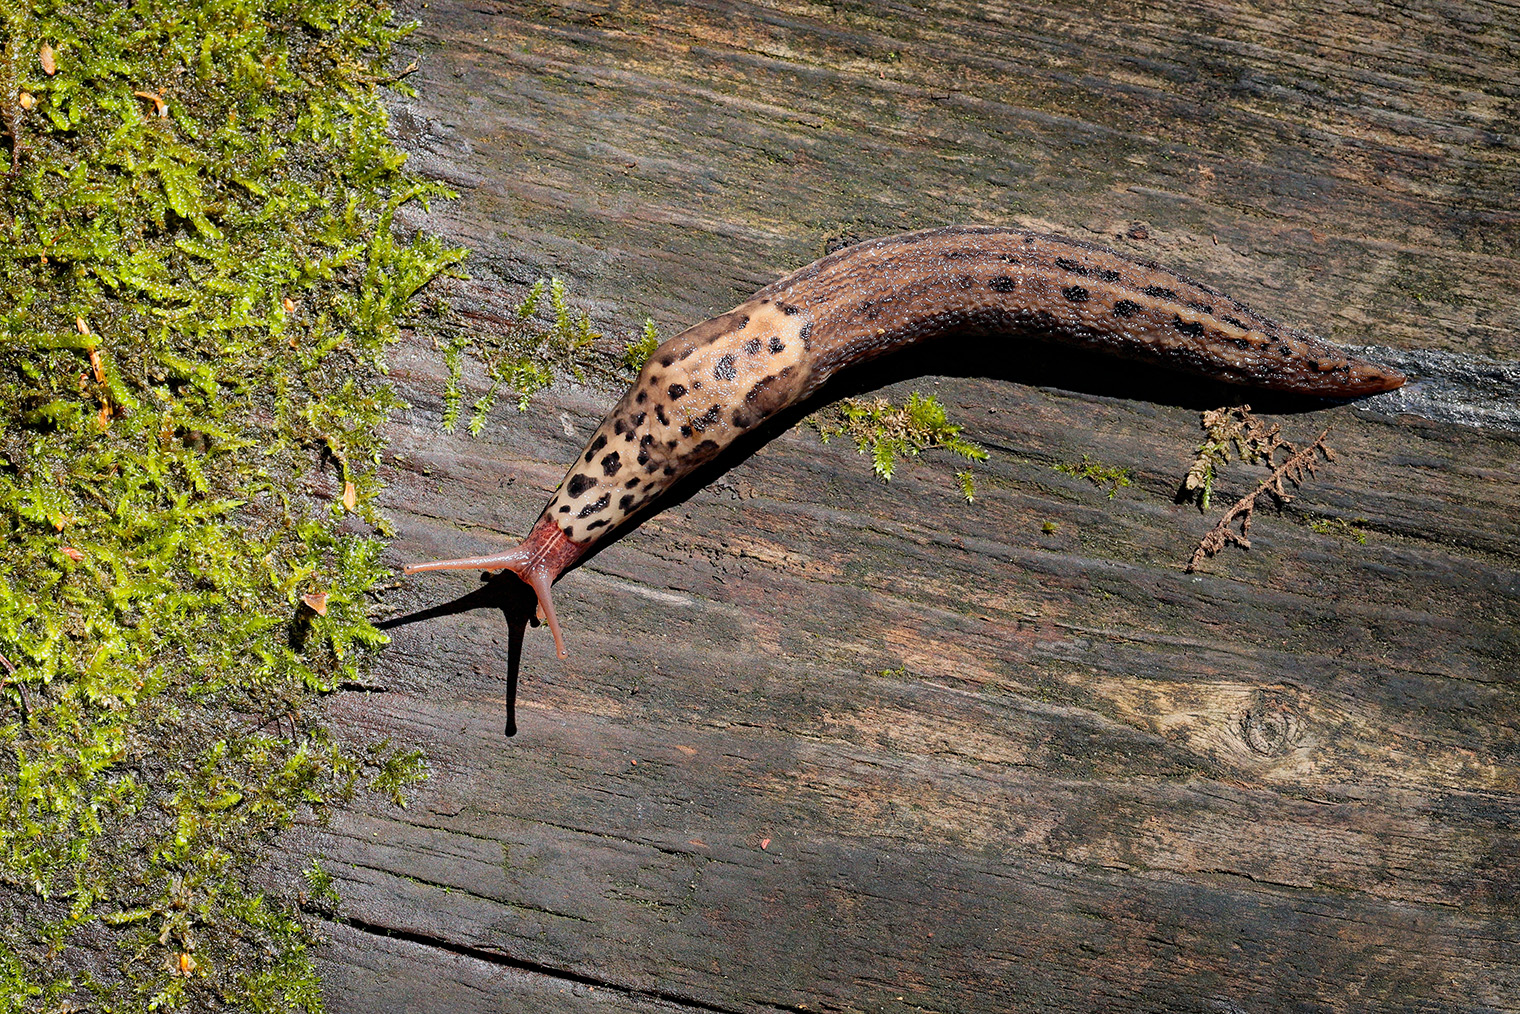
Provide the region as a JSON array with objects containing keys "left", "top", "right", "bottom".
[{"left": 406, "top": 226, "right": 1405, "bottom": 656}]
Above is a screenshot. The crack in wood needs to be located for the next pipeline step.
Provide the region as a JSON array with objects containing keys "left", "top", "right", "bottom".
[{"left": 324, "top": 913, "right": 809, "bottom": 1014}]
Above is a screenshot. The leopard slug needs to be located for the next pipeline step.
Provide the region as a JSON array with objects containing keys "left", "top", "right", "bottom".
[{"left": 406, "top": 225, "right": 1405, "bottom": 658}]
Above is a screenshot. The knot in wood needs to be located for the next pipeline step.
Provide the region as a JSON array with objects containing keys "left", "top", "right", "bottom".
[{"left": 1238, "top": 689, "right": 1305, "bottom": 758}]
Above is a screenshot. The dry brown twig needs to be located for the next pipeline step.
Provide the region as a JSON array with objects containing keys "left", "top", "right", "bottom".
[{"left": 1185, "top": 414, "right": 1336, "bottom": 573}]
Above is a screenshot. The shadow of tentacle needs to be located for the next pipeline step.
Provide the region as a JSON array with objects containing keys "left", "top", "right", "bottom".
[{"left": 376, "top": 573, "right": 538, "bottom": 736}]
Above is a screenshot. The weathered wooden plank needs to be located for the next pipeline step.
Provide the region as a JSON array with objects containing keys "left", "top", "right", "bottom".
[{"left": 274, "top": 1, "right": 1520, "bottom": 1011}]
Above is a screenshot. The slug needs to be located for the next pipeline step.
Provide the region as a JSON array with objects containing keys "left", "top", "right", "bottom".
[{"left": 406, "top": 225, "right": 1405, "bottom": 658}]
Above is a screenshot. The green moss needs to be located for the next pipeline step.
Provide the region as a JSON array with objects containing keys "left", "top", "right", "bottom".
[
  {"left": 439, "top": 276, "right": 609, "bottom": 436},
  {"left": 1308, "top": 516, "right": 1368, "bottom": 545},
  {"left": 1053, "top": 454, "right": 1132, "bottom": 499},
  {"left": 622, "top": 317, "right": 660, "bottom": 374},
  {"left": 808, "top": 391, "right": 988, "bottom": 500},
  {"left": 0, "top": 0, "right": 463, "bottom": 1008}
]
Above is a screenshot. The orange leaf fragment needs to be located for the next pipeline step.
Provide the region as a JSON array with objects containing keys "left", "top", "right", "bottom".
[
  {"left": 283, "top": 297, "right": 295, "bottom": 313},
  {"left": 76, "top": 316, "right": 90, "bottom": 335},
  {"left": 301, "top": 592, "right": 329, "bottom": 616},
  {"left": 39, "top": 43, "right": 56, "bottom": 76},
  {"left": 62, "top": 547, "right": 85, "bottom": 562},
  {"left": 88, "top": 346, "right": 105, "bottom": 383},
  {"left": 132, "top": 90, "right": 168, "bottom": 117},
  {"left": 18, "top": 92, "right": 34, "bottom": 110},
  {"left": 760, "top": 838, "right": 770, "bottom": 850},
  {"left": 342, "top": 481, "right": 357, "bottom": 511}
]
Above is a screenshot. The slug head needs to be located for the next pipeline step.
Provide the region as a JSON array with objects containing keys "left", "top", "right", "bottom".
[{"left": 402, "top": 514, "right": 588, "bottom": 659}]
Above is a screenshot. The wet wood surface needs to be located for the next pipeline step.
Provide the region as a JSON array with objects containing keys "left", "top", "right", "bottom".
[{"left": 271, "top": 2, "right": 1520, "bottom": 1011}]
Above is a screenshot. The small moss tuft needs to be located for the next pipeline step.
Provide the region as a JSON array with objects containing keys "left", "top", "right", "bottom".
[
  {"left": 623, "top": 318, "right": 661, "bottom": 374},
  {"left": 808, "top": 391, "right": 988, "bottom": 492},
  {"left": 440, "top": 276, "right": 613, "bottom": 436},
  {"left": 1053, "top": 455, "right": 1132, "bottom": 499},
  {"left": 1308, "top": 516, "right": 1368, "bottom": 545}
]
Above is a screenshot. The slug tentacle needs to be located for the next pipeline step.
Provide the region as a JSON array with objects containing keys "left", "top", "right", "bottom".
[
  {"left": 406, "top": 226, "right": 1406, "bottom": 660},
  {"left": 403, "top": 514, "right": 586, "bottom": 658}
]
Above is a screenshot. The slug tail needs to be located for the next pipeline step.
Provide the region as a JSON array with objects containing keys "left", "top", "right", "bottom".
[{"left": 403, "top": 514, "right": 588, "bottom": 659}]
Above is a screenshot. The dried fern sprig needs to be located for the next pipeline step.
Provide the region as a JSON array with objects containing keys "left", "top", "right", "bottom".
[{"left": 1186, "top": 428, "right": 1335, "bottom": 572}]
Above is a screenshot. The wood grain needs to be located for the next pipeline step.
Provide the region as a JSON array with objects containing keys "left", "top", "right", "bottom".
[{"left": 274, "top": 2, "right": 1520, "bottom": 1011}]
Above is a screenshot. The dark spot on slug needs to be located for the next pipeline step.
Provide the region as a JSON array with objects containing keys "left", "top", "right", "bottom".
[
  {"left": 1144, "top": 285, "right": 1179, "bottom": 300},
  {"left": 780, "top": 303, "right": 800, "bottom": 315},
  {"left": 1224, "top": 315, "right": 1248, "bottom": 330},
  {"left": 585, "top": 518, "right": 609, "bottom": 531},
  {"left": 731, "top": 409, "right": 751, "bottom": 427},
  {"left": 1112, "top": 299, "right": 1140, "bottom": 318},
  {"left": 679, "top": 347, "right": 695, "bottom": 361},
  {"left": 655, "top": 405, "right": 669, "bottom": 426},
  {"left": 988, "top": 275, "right": 1016, "bottom": 292},
  {"left": 668, "top": 383, "right": 687, "bottom": 400},
  {"left": 619, "top": 494, "right": 635, "bottom": 511},
  {"left": 957, "top": 274, "right": 974, "bottom": 289},
  {"left": 1063, "top": 285, "right": 1090, "bottom": 303},
  {"left": 714, "top": 355, "right": 737, "bottom": 382},
  {"left": 583, "top": 434, "right": 607, "bottom": 462},
  {"left": 690, "top": 404, "right": 722, "bottom": 432},
  {"left": 800, "top": 322, "right": 812, "bottom": 349},
  {"left": 558, "top": 505, "right": 570, "bottom": 513},
  {"left": 998, "top": 254, "right": 1019, "bottom": 263},
  {"left": 660, "top": 354, "right": 676, "bottom": 367},
  {"left": 693, "top": 439, "right": 719, "bottom": 455},
  {"left": 635, "top": 390, "right": 647, "bottom": 404},
  {"left": 637, "top": 448, "right": 649, "bottom": 465},
  {"left": 744, "top": 337, "right": 762, "bottom": 355},
  {"left": 680, "top": 425, "right": 692, "bottom": 437},
  {"left": 1187, "top": 301, "right": 1213, "bottom": 314},
  {"left": 769, "top": 336, "right": 786, "bottom": 354},
  {"left": 1173, "top": 316, "right": 1205, "bottom": 337},
  {"left": 566, "top": 474, "right": 596, "bottom": 498},
  {"left": 600, "top": 451, "right": 621, "bottom": 476},
  {"left": 613, "top": 419, "right": 626, "bottom": 435},
  {"left": 663, "top": 464, "right": 677, "bottom": 475},
  {"left": 577, "top": 493, "right": 610, "bottom": 518},
  {"left": 625, "top": 476, "right": 639, "bottom": 488},
  {"left": 1055, "top": 257, "right": 1088, "bottom": 276},
  {"left": 1095, "top": 268, "right": 1121, "bottom": 282},
  {"left": 1280, "top": 345, "right": 1293, "bottom": 356}
]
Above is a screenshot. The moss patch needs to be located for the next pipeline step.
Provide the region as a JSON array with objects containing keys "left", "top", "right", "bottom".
[
  {"left": 1053, "top": 454, "right": 1132, "bottom": 500},
  {"left": 0, "top": 0, "right": 461, "bottom": 1008},
  {"left": 808, "top": 391, "right": 988, "bottom": 501}
]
